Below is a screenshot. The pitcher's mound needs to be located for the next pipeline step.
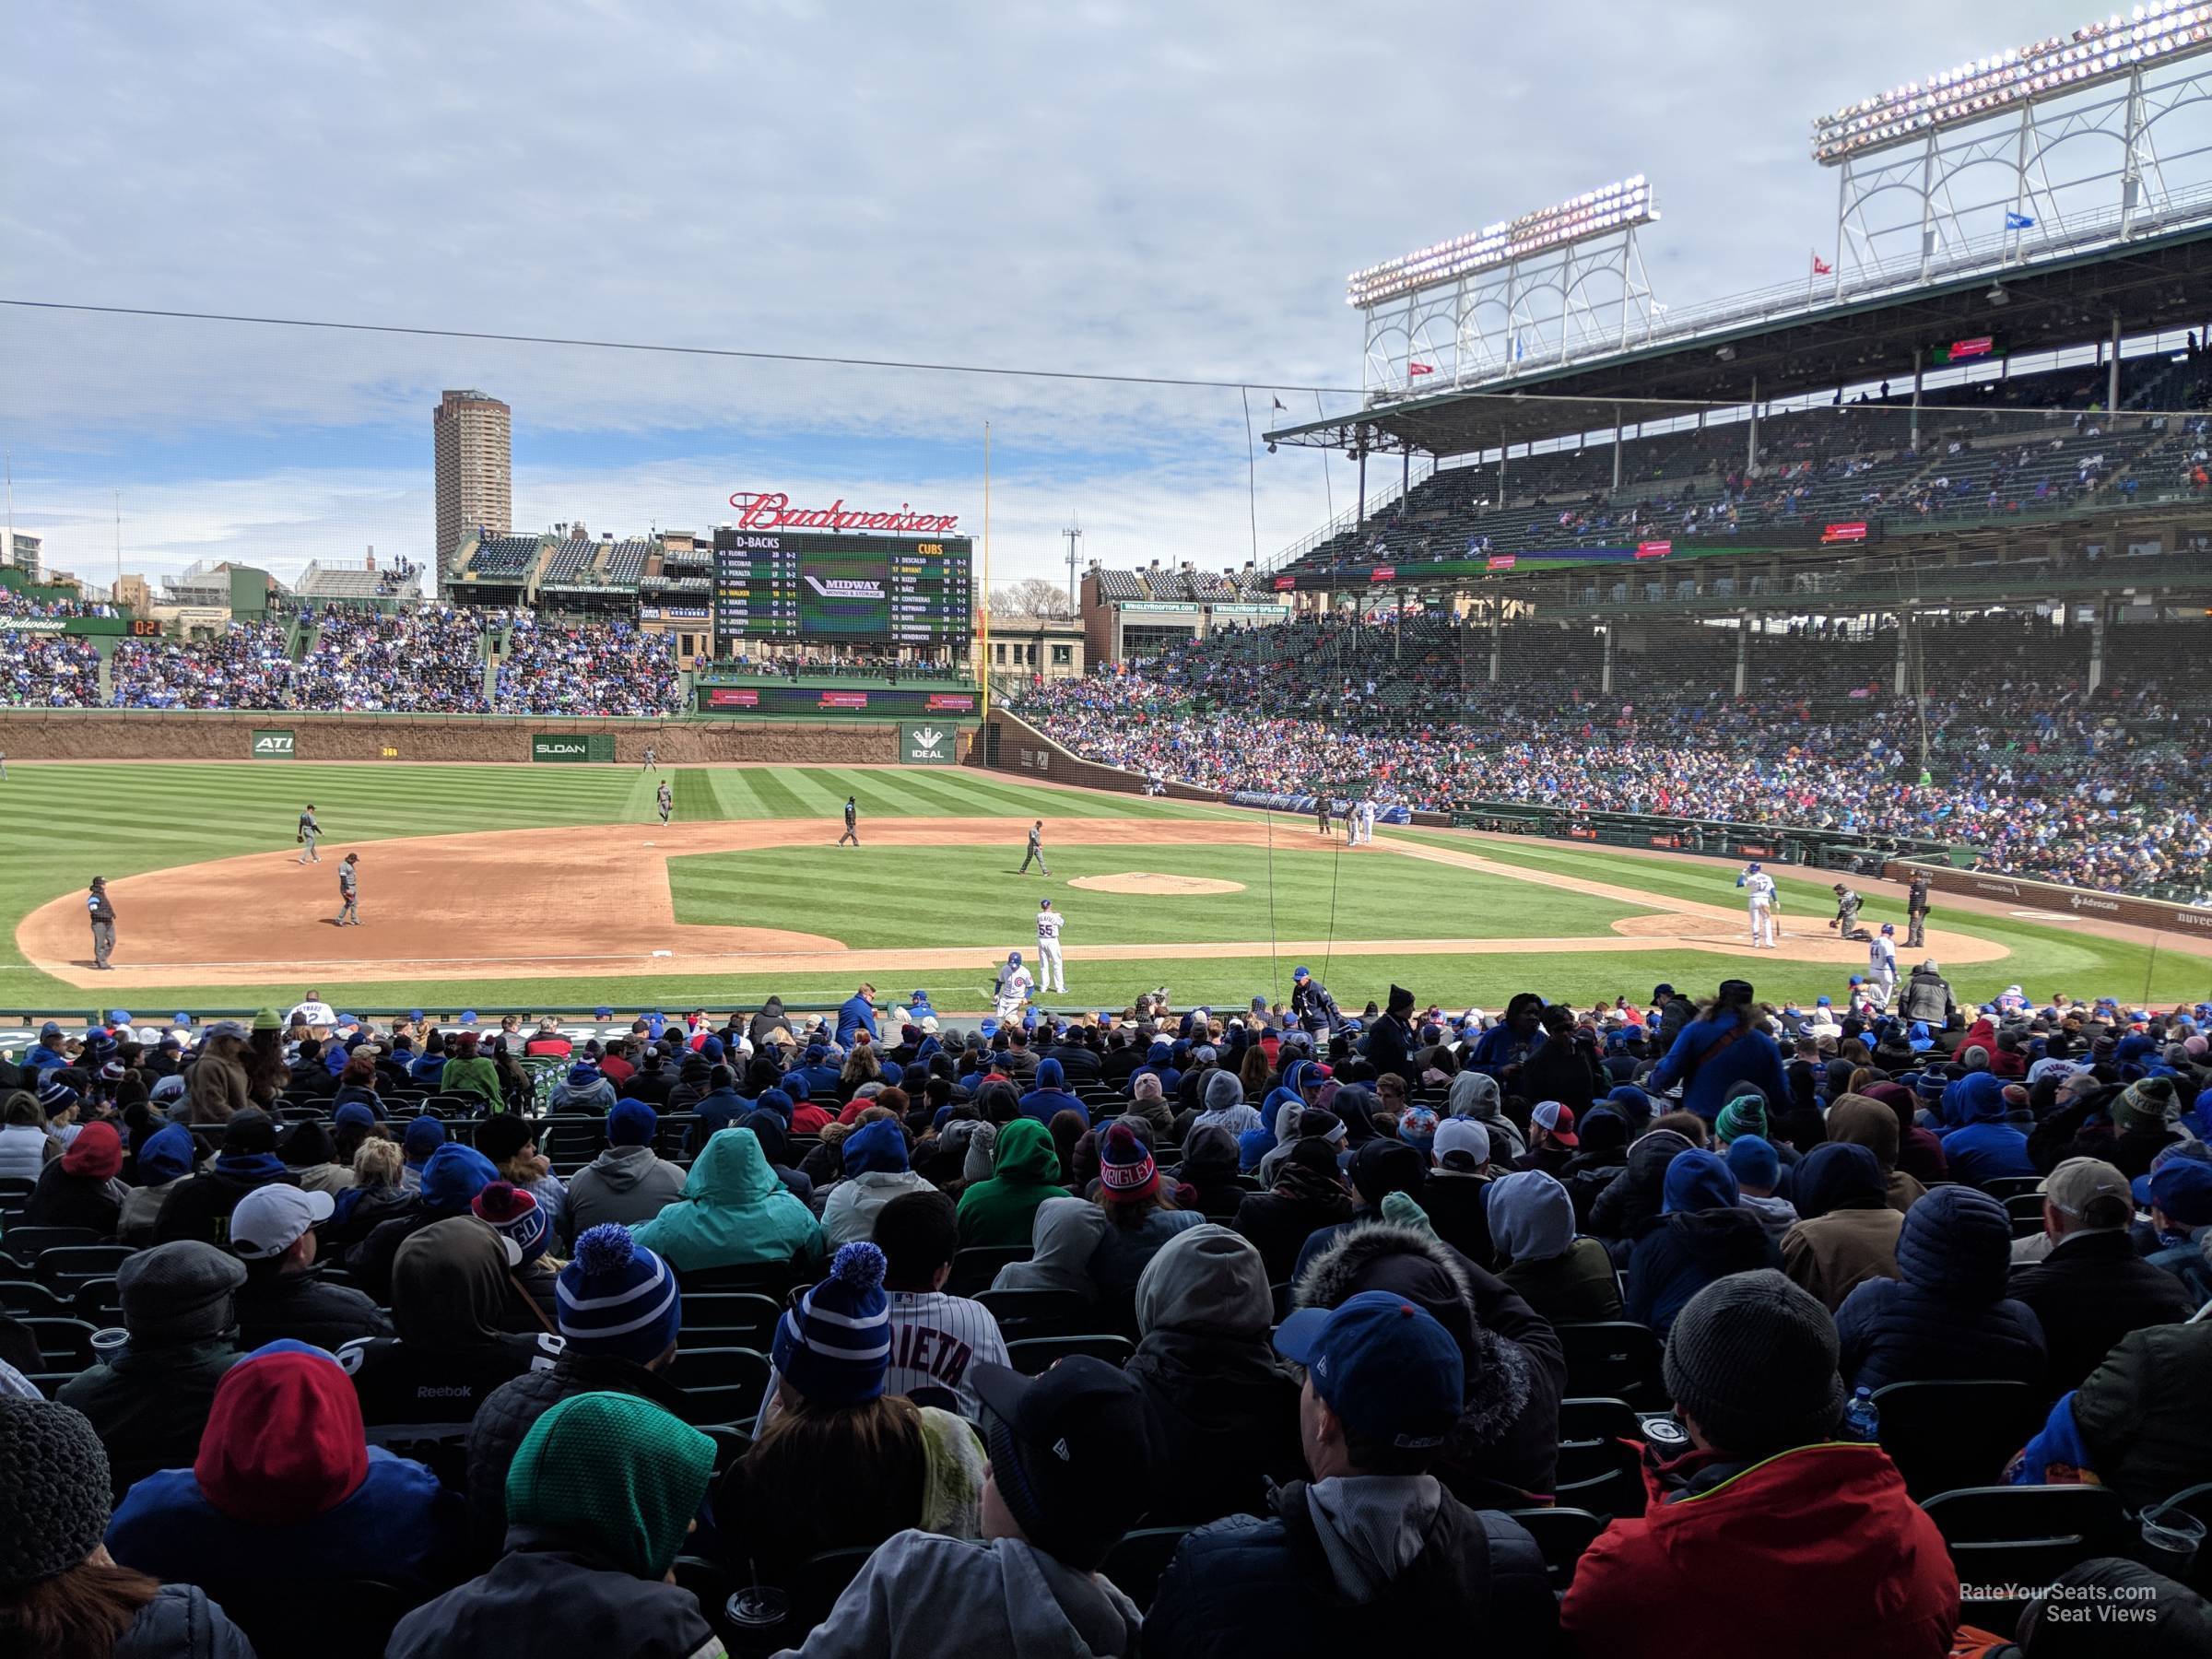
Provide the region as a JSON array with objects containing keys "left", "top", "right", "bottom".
[{"left": 1069, "top": 871, "right": 1246, "bottom": 897}]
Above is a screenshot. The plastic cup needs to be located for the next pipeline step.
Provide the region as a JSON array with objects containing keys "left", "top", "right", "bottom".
[
  {"left": 89, "top": 1328, "right": 129, "bottom": 1366},
  {"left": 725, "top": 1586, "right": 789, "bottom": 1630},
  {"left": 2138, "top": 1504, "right": 2206, "bottom": 1580}
]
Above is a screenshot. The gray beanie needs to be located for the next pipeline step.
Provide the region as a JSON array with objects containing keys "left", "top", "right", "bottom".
[
  {"left": 0, "top": 1398, "right": 112, "bottom": 1588},
  {"left": 1662, "top": 1270, "right": 1844, "bottom": 1456},
  {"left": 117, "top": 1239, "right": 247, "bottom": 1347},
  {"left": 960, "top": 1120, "right": 1000, "bottom": 1184}
]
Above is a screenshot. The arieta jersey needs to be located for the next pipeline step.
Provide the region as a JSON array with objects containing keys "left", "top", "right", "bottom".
[{"left": 1036, "top": 911, "right": 1064, "bottom": 943}]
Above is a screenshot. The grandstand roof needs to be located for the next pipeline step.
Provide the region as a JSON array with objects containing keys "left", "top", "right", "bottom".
[{"left": 1265, "top": 223, "right": 2212, "bottom": 458}]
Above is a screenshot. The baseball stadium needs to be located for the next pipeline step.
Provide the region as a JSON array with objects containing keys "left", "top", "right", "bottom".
[{"left": 14, "top": 6, "right": 2212, "bottom": 1656}]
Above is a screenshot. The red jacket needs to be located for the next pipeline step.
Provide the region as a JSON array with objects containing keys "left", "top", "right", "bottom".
[{"left": 1560, "top": 1442, "right": 1958, "bottom": 1659}]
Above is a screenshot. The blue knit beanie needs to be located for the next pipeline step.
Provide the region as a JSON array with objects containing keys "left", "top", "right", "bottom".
[
  {"left": 138, "top": 1123, "right": 196, "bottom": 1181},
  {"left": 402, "top": 1117, "right": 447, "bottom": 1162},
  {"left": 757, "top": 1087, "right": 794, "bottom": 1120},
  {"left": 772, "top": 1241, "right": 891, "bottom": 1406},
  {"left": 608, "top": 1098, "right": 658, "bottom": 1147},
  {"left": 1724, "top": 1134, "right": 1782, "bottom": 1192},
  {"left": 557, "top": 1224, "right": 681, "bottom": 1365},
  {"left": 419, "top": 1143, "right": 497, "bottom": 1210},
  {"left": 841, "top": 1118, "right": 908, "bottom": 1176}
]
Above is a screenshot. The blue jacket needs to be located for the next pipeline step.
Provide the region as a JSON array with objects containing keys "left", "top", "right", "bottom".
[
  {"left": 1465, "top": 1024, "right": 1544, "bottom": 1082},
  {"left": 1146, "top": 1477, "right": 1556, "bottom": 1659},
  {"left": 106, "top": 1446, "right": 465, "bottom": 1593},
  {"left": 1833, "top": 1185, "right": 2045, "bottom": 1394},
  {"left": 835, "top": 994, "right": 880, "bottom": 1050},
  {"left": 1018, "top": 1059, "right": 1085, "bottom": 1125},
  {"left": 1645, "top": 1014, "right": 1790, "bottom": 1121},
  {"left": 1937, "top": 1120, "right": 2037, "bottom": 1189},
  {"left": 1623, "top": 1208, "right": 1781, "bottom": 1336}
]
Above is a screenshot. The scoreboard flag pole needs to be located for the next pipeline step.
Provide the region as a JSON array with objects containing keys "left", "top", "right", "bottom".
[{"left": 981, "top": 419, "right": 992, "bottom": 724}]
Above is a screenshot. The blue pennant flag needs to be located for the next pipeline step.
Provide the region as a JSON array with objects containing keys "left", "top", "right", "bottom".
[{"left": 2005, "top": 210, "right": 2036, "bottom": 230}]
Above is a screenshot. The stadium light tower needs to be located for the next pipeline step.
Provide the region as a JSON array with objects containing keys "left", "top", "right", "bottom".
[
  {"left": 1346, "top": 177, "right": 1662, "bottom": 398},
  {"left": 1064, "top": 522, "right": 1082, "bottom": 615},
  {"left": 1812, "top": 5, "right": 2212, "bottom": 292}
]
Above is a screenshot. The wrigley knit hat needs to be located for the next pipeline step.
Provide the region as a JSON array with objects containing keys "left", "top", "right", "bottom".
[
  {"left": 506, "top": 1392, "right": 715, "bottom": 1582},
  {"left": 772, "top": 1241, "right": 892, "bottom": 1406},
  {"left": 1663, "top": 1269, "right": 1844, "bottom": 1456},
  {"left": 971, "top": 1356, "right": 1159, "bottom": 1570},
  {"left": 118, "top": 1240, "right": 247, "bottom": 1347},
  {"left": 473, "top": 1182, "right": 549, "bottom": 1267},
  {"left": 0, "top": 1397, "right": 112, "bottom": 1589},
  {"left": 1098, "top": 1121, "right": 1159, "bottom": 1201},
  {"left": 558, "top": 1226, "right": 681, "bottom": 1366}
]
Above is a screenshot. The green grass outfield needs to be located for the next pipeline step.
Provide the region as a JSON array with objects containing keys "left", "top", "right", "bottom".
[
  {"left": 0, "top": 761, "right": 2203, "bottom": 1018},
  {"left": 666, "top": 843, "right": 1646, "bottom": 948}
]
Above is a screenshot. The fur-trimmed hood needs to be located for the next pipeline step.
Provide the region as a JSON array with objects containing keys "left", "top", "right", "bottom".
[{"left": 1290, "top": 1219, "right": 1538, "bottom": 1465}]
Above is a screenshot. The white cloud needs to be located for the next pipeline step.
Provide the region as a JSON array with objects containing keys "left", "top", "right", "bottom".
[{"left": 0, "top": 1, "right": 2086, "bottom": 582}]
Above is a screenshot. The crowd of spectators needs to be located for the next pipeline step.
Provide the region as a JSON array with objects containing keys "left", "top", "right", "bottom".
[
  {"left": 0, "top": 630, "right": 102, "bottom": 707},
  {"left": 294, "top": 606, "right": 495, "bottom": 713},
  {"left": 494, "top": 617, "right": 677, "bottom": 717},
  {"left": 0, "top": 585, "right": 118, "bottom": 619},
  {"left": 1021, "top": 611, "right": 2212, "bottom": 897},
  {"left": 111, "top": 622, "right": 295, "bottom": 710},
  {"left": 6, "top": 971, "right": 2212, "bottom": 1656}
]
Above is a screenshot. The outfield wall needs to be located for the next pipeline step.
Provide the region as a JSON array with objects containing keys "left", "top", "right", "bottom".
[
  {"left": 976, "top": 710, "right": 1224, "bottom": 803},
  {"left": 1885, "top": 859, "right": 2212, "bottom": 943},
  {"left": 0, "top": 710, "right": 973, "bottom": 766}
]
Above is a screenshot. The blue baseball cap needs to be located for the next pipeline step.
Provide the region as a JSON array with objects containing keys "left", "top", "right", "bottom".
[
  {"left": 1273, "top": 1289, "right": 1463, "bottom": 1450},
  {"left": 1293, "top": 966, "right": 1311, "bottom": 981},
  {"left": 409, "top": 1010, "right": 424, "bottom": 1022},
  {"left": 109, "top": 1010, "right": 131, "bottom": 1025},
  {"left": 2141, "top": 1145, "right": 2212, "bottom": 1219},
  {"left": 459, "top": 1009, "right": 478, "bottom": 1025}
]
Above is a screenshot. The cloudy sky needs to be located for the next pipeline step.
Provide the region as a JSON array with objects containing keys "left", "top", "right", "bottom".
[{"left": 1, "top": 2, "right": 2081, "bottom": 588}]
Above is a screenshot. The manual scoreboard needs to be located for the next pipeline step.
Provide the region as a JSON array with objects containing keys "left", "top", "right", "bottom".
[{"left": 713, "top": 529, "right": 973, "bottom": 646}]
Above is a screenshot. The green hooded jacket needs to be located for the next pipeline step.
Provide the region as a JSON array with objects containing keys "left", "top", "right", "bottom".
[
  {"left": 955, "top": 1118, "right": 1069, "bottom": 1248},
  {"left": 629, "top": 1127, "right": 823, "bottom": 1271}
]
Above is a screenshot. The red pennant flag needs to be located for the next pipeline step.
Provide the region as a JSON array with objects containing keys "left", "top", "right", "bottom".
[
  {"left": 1407, "top": 361, "right": 1435, "bottom": 376},
  {"left": 1811, "top": 252, "right": 1833, "bottom": 275}
]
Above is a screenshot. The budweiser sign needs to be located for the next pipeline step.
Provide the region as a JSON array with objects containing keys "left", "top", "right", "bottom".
[{"left": 727, "top": 492, "right": 959, "bottom": 535}]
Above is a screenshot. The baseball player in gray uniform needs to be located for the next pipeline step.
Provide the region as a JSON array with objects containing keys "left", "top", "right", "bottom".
[
  {"left": 657, "top": 780, "right": 674, "bottom": 825},
  {"left": 297, "top": 804, "right": 323, "bottom": 865},
  {"left": 88, "top": 877, "right": 116, "bottom": 970},
  {"left": 1018, "top": 819, "right": 1050, "bottom": 876},
  {"left": 335, "top": 853, "right": 361, "bottom": 927}
]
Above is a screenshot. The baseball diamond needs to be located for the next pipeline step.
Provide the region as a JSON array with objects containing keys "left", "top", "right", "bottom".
[{"left": 0, "top": 759, "right": 2200, "bottom": 1017}]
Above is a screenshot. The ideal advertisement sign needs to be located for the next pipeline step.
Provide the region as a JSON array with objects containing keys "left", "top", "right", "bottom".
[{"left": 901, "top": 723, "right": 956, "bottom": 765}]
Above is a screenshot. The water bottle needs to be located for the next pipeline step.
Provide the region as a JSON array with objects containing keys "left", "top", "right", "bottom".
[{"left": 1842, "top": 1385, "right": 1880, "bottom": 1443}]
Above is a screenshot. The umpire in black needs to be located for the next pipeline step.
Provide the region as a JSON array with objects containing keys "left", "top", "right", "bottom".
[{"left": 88, "top": 876, "right": 117, "bottom": 970}]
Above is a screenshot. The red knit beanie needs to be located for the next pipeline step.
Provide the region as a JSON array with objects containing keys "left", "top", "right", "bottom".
[{"left": 1098, "top": 1122, "right": 1158, "bottom": 1201}]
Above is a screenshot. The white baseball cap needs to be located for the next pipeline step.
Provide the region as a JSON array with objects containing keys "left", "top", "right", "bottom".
[
  {"left": 1434, "top": 1119, "right": 1490, "bottom": 1165},
  {"left": 229, "top": 1184, "right": 335, "bottom": 1259}
]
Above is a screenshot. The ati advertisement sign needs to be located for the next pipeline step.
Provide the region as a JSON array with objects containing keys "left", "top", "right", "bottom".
[
  {"left": 250, "top": 729, "right": 295, "bottom": 759},
  {"left": 900, "top": 723, "right": 957, "bottom": 764},
  {"left": 529, "top": 734, "right": 616, "bottom": 763}
]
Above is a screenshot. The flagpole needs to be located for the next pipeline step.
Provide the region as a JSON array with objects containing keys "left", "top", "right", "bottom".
[{"left": 979, "top": 420, "right": 991, "bottom": 727}]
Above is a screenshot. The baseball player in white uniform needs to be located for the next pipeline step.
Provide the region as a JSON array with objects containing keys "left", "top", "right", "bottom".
[
  {"left": 993, "top": 951, "right": 1036, "bottom": 1018},
  {"left": 1867, "top": 924, "right": 1900, "bottom": 1010},
  {"left": 1035, "top": 899, "right": 1066, "bottom": 994},
  {"left": 1359, "top": 798, "right": 1377, "bottom": 845},
  {"left": 1736, "top": 862, "right": 1779, "bottom": 948}
]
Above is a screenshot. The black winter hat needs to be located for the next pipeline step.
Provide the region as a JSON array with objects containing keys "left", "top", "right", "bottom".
[
  {"left": 1662, "top": 1269, "right": 1843, "bottom": 1457},
  {"left": 0, "top": 1398, "right": 112, "bottom": 1589}
]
